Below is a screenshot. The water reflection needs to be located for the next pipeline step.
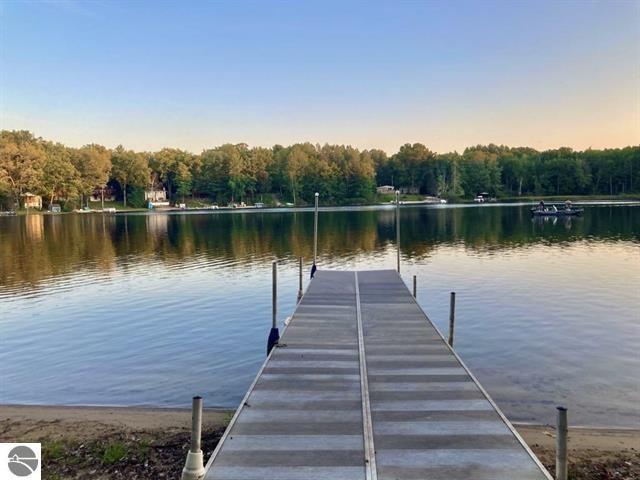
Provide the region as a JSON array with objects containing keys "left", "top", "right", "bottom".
[{"left": 2, "top": 205, "right": 638, "bottom": 292}]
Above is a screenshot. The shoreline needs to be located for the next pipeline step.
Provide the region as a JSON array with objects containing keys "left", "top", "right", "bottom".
[
  {"left": 3, "top": 403, "right": 639, "bottom": 432},
  {"left": 2, "top": 404, "right": 639, "bottom": 479},
  {"left": 2, "top": 194, "right": 639, "bottom": 216}
]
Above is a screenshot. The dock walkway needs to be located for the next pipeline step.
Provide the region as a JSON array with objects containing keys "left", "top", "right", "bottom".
[{"left": 204, "top": 270, "right": 551, "bottom": 480}]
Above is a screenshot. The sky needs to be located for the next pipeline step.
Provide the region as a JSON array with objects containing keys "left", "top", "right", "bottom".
[{"left": 1, "top": 0, "right": 639, "bottom": 154}]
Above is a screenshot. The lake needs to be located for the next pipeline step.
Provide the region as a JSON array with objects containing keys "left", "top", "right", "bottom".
[{"left": 1, "top": 203, "right": 638, "bottom": 428}]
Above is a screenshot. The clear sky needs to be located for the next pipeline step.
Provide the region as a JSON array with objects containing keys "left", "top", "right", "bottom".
[{"left": 1, "top": 0, "right": 639, "bottom": 154}]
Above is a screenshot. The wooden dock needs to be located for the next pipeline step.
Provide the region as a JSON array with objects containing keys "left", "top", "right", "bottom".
[{"left": 203, "top": 270, "right": 552, "bottom": 480}]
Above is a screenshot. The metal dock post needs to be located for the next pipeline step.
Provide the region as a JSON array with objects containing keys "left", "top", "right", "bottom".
[
  {"left": 395, "top": 190, "right": 400, "bottom": 273},
  {"left": 448, "top": 291, "right": 456, "bottom": 347},
  {"left": 267, "top": 260, "right": 280, "bottom": 354},
  {"left": 181, "top": 396, "right": 205, "bottom": 480},
  {"left": 556, "top": 406, "right": 568, "bottom": 480}
]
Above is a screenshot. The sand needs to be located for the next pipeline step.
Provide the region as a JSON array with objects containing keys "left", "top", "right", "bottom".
[{"left": 0, "top": 404, "right": 230, "bottom": 440}]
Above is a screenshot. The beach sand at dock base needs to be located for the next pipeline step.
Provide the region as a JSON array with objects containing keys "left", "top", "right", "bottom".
[
  {"left": 513, "top": 423, "right": 640, "bottom": 479},
  {"left": 1, "top": 405, "right": 639, "bottom": 479}
]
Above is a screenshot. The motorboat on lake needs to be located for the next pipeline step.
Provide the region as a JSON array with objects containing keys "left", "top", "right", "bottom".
[{"left": 531, "top": 200, "right": 583, "bottom": 216}]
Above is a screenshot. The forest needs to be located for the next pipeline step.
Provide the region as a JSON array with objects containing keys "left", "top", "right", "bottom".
[{"left": 1, "top": 130, "right": 638, "bottom": 209}]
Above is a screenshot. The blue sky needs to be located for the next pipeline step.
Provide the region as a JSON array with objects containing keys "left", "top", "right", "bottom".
[{"left": 1, "top": 0, "right": 638, "bottom": 153}]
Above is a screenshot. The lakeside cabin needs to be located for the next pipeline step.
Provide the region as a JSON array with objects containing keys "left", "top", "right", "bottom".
[
  {"left": 145, "top": 188, "right": 170, "bottom": 208},
  {"left": 21, "top": 192, "right": 42, "bottom": 210},
  {"left": 89, "top": 187, "right": 116, "bottom": 203},
  {"left": 376, "top": 185, "right": 395, "bottom": 194}
]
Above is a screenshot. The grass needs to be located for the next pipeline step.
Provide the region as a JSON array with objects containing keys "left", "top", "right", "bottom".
[
  {"left": 43, "top": 440, "right": 67, "bottom": 460},
  {"left": 223, "top": 411, "right": 235, "bottom": 424},
  {"left": 182, "top": 198, "right": 214, "bottom": 208},
  {"left": 377, "top": 193, "right": 426, "bottom": 203},
  {"left": 101, "top": 441, "right": 128, "bottom": 465},
  {"left": 137, "top": 440, "right": 151, "bottom": 461}
]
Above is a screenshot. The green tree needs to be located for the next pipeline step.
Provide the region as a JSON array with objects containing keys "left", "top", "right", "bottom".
[
  {"left": 286, "top": 145, "right": 311, "bottom": 205},
  {"left": 41, "top": 141, "right": 80, "bottom": 207},
  {"left": 0, "top": 130, "right": 46, "bottom": 208},
  {"left": 149, "top": 148, "right": 195, "bottom": 199},
  {"left": 227, "top": 144, "right": 251, "bottom": 203},
  {"left": 174, "top": 161, "right": 192, "bottom": 202},
  {"left": 460, "top": 147, "right": 502, "bottom": 196},
  {"left": 71, "top": 144, "right": 111, "bottom": 206},
  {"left": 111, "top": 146, "right": 149, "bottom": 206}
]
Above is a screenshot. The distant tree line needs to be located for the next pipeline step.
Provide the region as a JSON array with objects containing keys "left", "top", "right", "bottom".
[{"left": 1, "top": 130, "right": 638, "bottom": 210}]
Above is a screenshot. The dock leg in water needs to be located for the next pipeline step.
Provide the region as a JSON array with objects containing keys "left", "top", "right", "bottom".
[
  {"left": 267, "top": 260, "right": 280, "bottom": 354},
  {"left": 448, "top": 291, "right": 456, "bottom": 347},
  {"left": 311, "top": 192, "right": 319, "bottom": 278},
  {"left": 395, "top": 190, "right": 400, "bottom": 273},
  {"left": 297, "top": 257, "right": 303, "bottom": 302}
]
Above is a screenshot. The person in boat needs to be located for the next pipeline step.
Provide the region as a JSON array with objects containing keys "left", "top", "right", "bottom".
[
  {"left": 538, "top": 200, "right": 545, "bottom": 212},
  {"left": 565, "top": 200, "right": 572, "bottom": 212}
]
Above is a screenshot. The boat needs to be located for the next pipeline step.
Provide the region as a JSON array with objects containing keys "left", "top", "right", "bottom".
[
  {"left": 531, "top": 200, "right": 583, "bottom": 216},
  {"left": 530, "top": 207, "right": 583, "bottom": 216}
]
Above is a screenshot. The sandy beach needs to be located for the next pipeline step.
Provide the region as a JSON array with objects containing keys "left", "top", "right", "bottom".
[{"left": 1, "top": 404, "right": 638, "bottom": 479}]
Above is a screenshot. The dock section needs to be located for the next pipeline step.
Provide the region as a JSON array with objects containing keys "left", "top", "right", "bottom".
[{"left": 204, "top": 270, "right": 551, "bottom": 480}]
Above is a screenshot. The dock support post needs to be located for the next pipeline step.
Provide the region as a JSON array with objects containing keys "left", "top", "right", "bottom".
[
  {"left": 181, "top": 396, "right": 205, "bottom": 480},
  {"left": 267, "top": 260, "right": 280, "bottom": 354},
  {"left": 448, "top": 292, "right": 456, "bottom": 347},
  {"left": 297, "top": 257, "right": 303, "bottom": 302},
  {"left": 395, "top": 190, "right": 400, "bottom": 273},
  {"left": 312, "top": 192, "right": 319, "bottom": 278},
  {"left": 413, "top": 275, "right": 417, "bottom": 298},
  {"left": 556, "top": 406, "right": 568, "bottom": 480}
]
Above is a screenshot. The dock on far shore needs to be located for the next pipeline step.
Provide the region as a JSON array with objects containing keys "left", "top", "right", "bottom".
[{"left": 202, "top": 269, "right": 553, "bottom": 480}]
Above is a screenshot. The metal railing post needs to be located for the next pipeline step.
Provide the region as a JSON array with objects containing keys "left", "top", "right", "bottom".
[
  {"left": 396, "top": 190, "right": 400, "bottom": 273},
  {"left": 312, "top": 192, "right": 319, "bottom": 278},
  {"left": 272, "top": 260, "right": 277, "bottom": 329},
  {"left": 297, "top": 256, "right": 303, "bottom": 302},
  {"left": 267, "top": 260, "right": 280, "bottom": 354},
  {"left": 556, "top": 406, "right": 568, "bottom": 480},
  {"left": 448, "top": 292, "right": 456, "bottom": 347},
  {"left": 413, "top": 275, "right": 417, "bottom": 298},
  {"left": 181, "top": 396, "right": 205, "bottom": 480}
]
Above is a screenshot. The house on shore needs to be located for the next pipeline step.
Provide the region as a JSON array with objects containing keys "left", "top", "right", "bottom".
[
  {"left": 90, "top": 187, "right": 116, "bottom": 203},
  {"left": 376, "top": 185, "right": 395, "bottom": 194},
  {"left": 145, "top": 188, "right": 170, "bottom": 208},
  {"left": 145, "top": 189, "right": 167, "bottom": 202},
  {"left": 21, "top": 193, "right": 42, "bottom": 210}
]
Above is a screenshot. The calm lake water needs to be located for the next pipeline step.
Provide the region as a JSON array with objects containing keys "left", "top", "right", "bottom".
[{"left": 1, "top": 203, "right": 639, "bottom": 428}]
